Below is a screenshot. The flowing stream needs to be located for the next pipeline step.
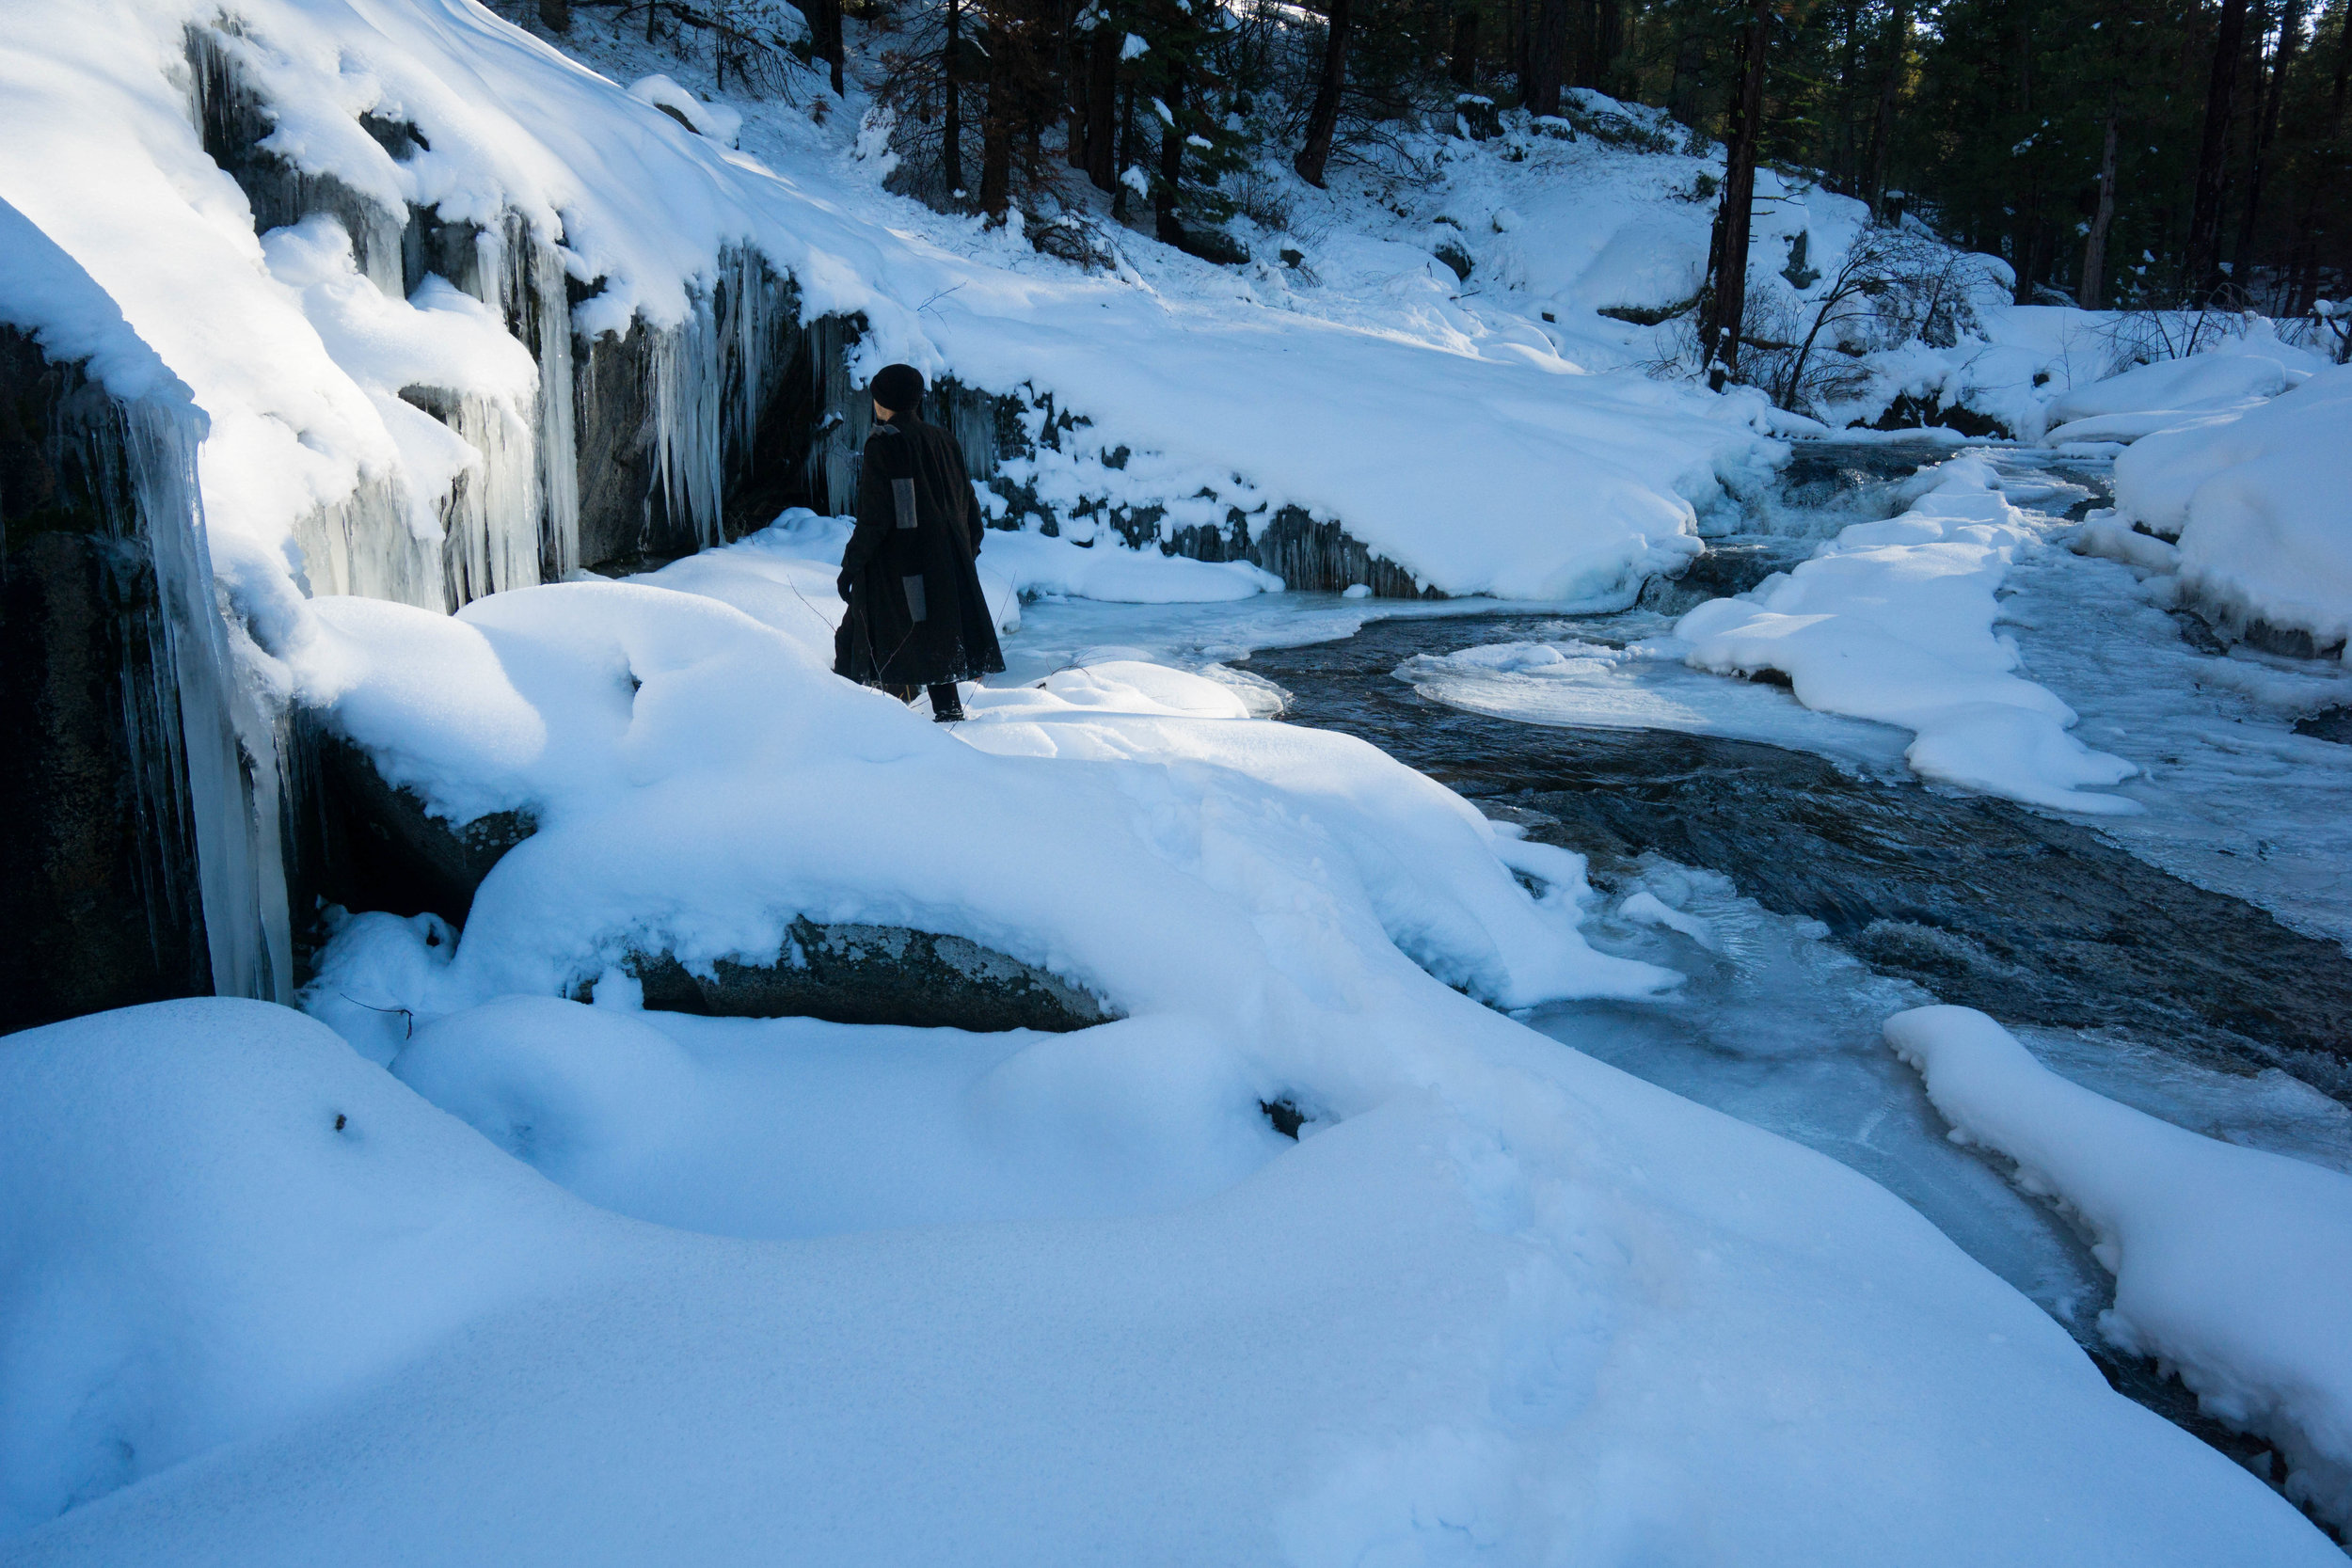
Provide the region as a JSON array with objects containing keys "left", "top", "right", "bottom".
[{"left": 994, "top": 439, "right": 2352, "bottom": 1483}]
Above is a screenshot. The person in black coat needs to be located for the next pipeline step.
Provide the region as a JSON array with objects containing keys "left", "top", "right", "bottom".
[{"left": 833, "top": 363, "right": 1006, "bottom": 721}]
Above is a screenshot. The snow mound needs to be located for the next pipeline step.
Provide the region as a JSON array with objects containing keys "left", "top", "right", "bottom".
[
  {"left": 2113, "top": 361, "right": 2352, "bottom": 656},
  {"left": 2042, "top": 341, "right": 2305, "bottom": 445},
  {"left": 0, "top": 998, "right": 592, "bottom": 1534},
  {"left": 1888, "top": 1005, "right": 2352, "bottom": 1530},
  {"left": 1675, "top": 455, "right": 2139, "bottom": 812}
]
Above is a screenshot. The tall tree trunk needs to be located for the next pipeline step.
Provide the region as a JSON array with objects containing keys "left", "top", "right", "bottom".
[
  {"left": 1862, "top": 0, "right": 1909, "bottom": 217},
  {"left": 1700, "top": 0, "right": 1771, "bottom": 388},
  {"left": 1066, "top": 2, "right": 1089, "bottom": 170},
  {"left": 978, "top": 9, "right": 1018, "bottom": 218},
  {"left": 1294, "top": 0, "right": 1355, "bottom": 186},
  {"left": 1154, "top": 69, "right": 1186, "bottom": 245},
  {"left": 2233, "top": 0, "right": 2306, "bottom": 293},
  {"left": 1525, "top": 0, "right": 1567, "bottom": 116},
  {"left": 1595, "top": 0, "right": 1620, "bottom": 92},
  {"left": 1084, "top": 26, "right": 1119, "bottom": 191},
  {"left": 1451, "top": 8, "right": 1479, "bottom": 88},
  {"left": 2185, "top": 0, "right": 2253, "bottom": 300},
  {"left": 943, "top": 0, "right": 964, "bottom": 197},
  {"left": 2078, "top": 112, "right": 2120, "bottom": 309},
  {"left": 803, "top": 0, "right": 846, "bottom": 95},
  {"left": 1112, "top": 76, "right": 1136, "bottom": 218}
]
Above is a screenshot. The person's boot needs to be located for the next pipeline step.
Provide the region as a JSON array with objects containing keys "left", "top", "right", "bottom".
[{"left": 928, "top": 682, "right": 965, "bottom": 722}]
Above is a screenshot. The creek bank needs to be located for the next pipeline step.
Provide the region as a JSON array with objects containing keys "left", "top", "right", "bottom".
[{"left": 1243, "top": 610, "right": 2352, "bottom": 1092}]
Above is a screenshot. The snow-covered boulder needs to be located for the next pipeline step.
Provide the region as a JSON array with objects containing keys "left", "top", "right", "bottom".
[{"left": 2115, "top": 360, "right": 2352, "bottom": 657}]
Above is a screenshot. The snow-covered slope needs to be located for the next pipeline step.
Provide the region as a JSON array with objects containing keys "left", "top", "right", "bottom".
[{"left": 0, "top": 0, "right": 1781, "bottom": 635}]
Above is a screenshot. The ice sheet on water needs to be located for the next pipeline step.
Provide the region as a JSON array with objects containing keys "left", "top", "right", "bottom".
[
  {"left": 1994, "top": 499, "right": 2352, "bottom": 949},
  {"left": 1533, "top": 857, "right": 2112, "bottom": 1337},
  {"left": 1397, "top": 633, "right": 1915, "bottom": 775}
]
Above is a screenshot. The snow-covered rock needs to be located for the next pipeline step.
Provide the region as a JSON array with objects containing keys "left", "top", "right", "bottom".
[
  {"left": 2114, "top": 360, "right": 2352, "bottom": 657},
  {"left": 2042, "top": 338, "right": 2309, "bottom": 445}
]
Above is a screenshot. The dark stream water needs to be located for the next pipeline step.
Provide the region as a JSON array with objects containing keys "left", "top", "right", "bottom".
[{"left": 1236, "top": 441, "right": 2352, "bottom": 1504}]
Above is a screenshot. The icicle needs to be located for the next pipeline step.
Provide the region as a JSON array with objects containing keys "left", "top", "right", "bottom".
[
  {"left": 125, "top": 396, "right": 294, "bottom": 1003},
  {"left": 526, "top": 234, "right": 580, "bottom": 578},
  {"left": 435, "top": 389, "right": 544, "bottom": 607},
  {"left": 649, "top": 293, "right": 727, "bottom": 550},
  {"left": 293, "top": 474, "right": 447, "bottom": 610}
]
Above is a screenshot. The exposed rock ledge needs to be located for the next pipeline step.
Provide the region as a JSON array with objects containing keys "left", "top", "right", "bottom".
[
  {"left": 581, "top": 922, "right": 1116, "bottom": 1034},
  {"left": 299, "top": 730, "right": 1112, "bottom": 1033}
]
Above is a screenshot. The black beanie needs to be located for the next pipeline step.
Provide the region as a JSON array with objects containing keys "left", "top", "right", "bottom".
[{"left": 870, "top": 362, "right": 925, "bottom": 414}]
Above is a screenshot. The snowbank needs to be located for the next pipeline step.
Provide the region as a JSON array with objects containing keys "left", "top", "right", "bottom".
[
  {"left": 2113, "top": 361, "right": 2352, "bottom": 655},
  {"left": 2042, "top": 339, "right": 2309, "bottom": 445},
  {"left": 8, "top": 985, "right": 2343, "bottom": 1560},
  {"left": 1887, "top": 1005, "right": 2352, "bottom": 1529},
  {"left": 980, "top": 528, "right": 1283, "bottom": 603},
  {"left": 1675, "top": 456, "right": 2138, "bottom": 812}
]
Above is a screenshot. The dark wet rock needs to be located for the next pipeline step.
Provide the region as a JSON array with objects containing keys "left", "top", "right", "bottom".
[
  {"left": 588, "top": 919, "right": 1114, "bottom": 1032},
  {"left": 2294, "top": 708, "right": 2352, "bottom": 746},
  {"left": 1, "top": 329, "right": 215, "bottom": 1029},
  {"left": 1636, "top": 536, "right": 1816, "bottom": 613},
  {"left": 1245, "top": 610, "right": 2352, "bottom": 1094},
  {"left": 2170, "top": 609, "right": 2233, "bottom": 656},
  {"left": 292, "top": 725, "right": 535, "bottom": 934},
  {"left": 1870, "top": 392, "right": 2011, "bottom": 439},
  {"left": 1260, "top": 1097, "right": 1307, "bottom": 1138}
]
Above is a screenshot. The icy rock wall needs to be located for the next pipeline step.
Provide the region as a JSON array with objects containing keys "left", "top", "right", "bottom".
[{"left": 0, "top": 325, "right": 286, "bottom": 1030}]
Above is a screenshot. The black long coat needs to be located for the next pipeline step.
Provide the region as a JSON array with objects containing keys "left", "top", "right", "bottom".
[{"left": 833, "top": 415, "right": 1007, "bottom": 688}]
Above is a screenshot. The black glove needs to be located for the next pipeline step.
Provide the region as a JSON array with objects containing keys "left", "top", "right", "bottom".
[{"left": 834, "top": 570, "right": 853, "bottom": 600}]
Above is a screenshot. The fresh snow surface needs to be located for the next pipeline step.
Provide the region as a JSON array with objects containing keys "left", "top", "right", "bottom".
[
  {"left": 291, "top": 525, "right": 1673, "bottom": 1051},
  {"left": 9, "top": 998, "right": 2343, "bottom": 1561},
  {"left": 13, "top": 519, "right": 2344, "bottom": 1559},
  {"left": 2112, "top": 361, "right": 2352, "bottom": 654},
  {"left": 1674, "top": 454, "right": 2138, "bottom": 813},
  {"left": 2040, "top": 333, "right": 2312, "bottom": 445},
  {"left": 1889, "top": 1005, "right": 2352, "bottom": 1531}
]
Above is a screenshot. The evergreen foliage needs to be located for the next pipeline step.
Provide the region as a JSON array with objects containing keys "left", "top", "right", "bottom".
[{"left": 566, "top": 0, "right": 2350, "bottom": 310}]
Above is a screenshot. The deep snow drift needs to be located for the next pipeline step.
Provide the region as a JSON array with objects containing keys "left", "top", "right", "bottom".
[
  {"left": 8, "top": 995, "right": 2341, "bottom": 1562},
  {"left": 6, "top": 513, "right": 2344, "bottom": 1560}
]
